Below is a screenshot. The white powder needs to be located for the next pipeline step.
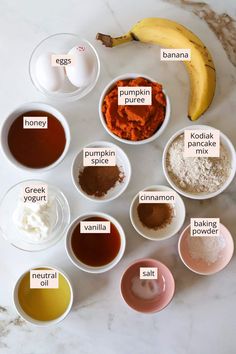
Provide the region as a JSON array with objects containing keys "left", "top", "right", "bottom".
[
  {"left": 166, "top": 134, "right": 231, "bottom": 193},
  {"left": 188, "top": 235, "right": 226, "bottom": 264}
]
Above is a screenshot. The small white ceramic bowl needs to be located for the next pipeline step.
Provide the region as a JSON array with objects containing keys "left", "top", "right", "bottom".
[
  {"left": 65, "top": 212, "right": 126, "bottom": 273},
  {"left": 13, "top": 266, "right": 73, "bottom": 326},
  {"left": 1, "top": 102, "right": 70, "bottom": 172},
  {"left": 99, "top": 73, "right": 171, "bottom": 145},
  {"left": 130, "top": 185, "right": 186, "bottom": 241},
  {"left": 71, "top": 141, "right": 131, "bottom": 202},
  {"left": 162, "top": 125, "right": 236, "bottom": 200}
]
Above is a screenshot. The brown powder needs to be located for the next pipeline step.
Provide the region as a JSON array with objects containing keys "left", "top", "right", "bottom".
[
  {"left": 137, "top": 203, "right": 173, "bottom": 230},
  {"left": 79, "top": 166, "right": 124, "bottom": 197}
]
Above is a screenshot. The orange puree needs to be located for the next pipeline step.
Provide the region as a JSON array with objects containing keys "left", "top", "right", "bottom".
[{"left": 102, "top": 77, "right": 166, "bottom": 141}]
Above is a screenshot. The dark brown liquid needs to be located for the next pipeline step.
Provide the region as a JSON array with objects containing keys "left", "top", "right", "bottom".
[
  {"left": 7, "top": 110, "right": 66, "bottom": 168},
  {"left": 71, "top": 217, "right": 121, "bottom": 267}
]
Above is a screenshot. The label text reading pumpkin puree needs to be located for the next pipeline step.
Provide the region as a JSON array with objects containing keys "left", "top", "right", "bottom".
[{"left": 118, "top": 87, "right": 152, "bottom": 105}]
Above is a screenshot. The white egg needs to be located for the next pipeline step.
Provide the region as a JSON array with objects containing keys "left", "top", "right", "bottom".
[
  {"left": 35, "top": 52, "right": 65, "bottom": 92},
  {"left": 65, "top": 45, "right": 95, "bottom": 88}
]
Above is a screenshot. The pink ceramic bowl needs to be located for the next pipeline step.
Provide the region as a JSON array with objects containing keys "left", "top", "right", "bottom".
[
  {"left": 120, "top": 258, "right": 175, "bottom": 313},
  {"left": 178, "top": 224, "right": 234, "bottom": 275}
]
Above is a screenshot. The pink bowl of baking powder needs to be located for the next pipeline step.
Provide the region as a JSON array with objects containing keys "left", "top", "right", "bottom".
[
  {"left": 120, "top": 258, "right": 175, "bottom": 313},
  {"left": 178, "top": 224, "right": 234, "bottom": 275}
]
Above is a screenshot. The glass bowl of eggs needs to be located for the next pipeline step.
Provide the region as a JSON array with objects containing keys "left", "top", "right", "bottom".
[{"left": 29, "top": 33, "right": 100, "bottom": 102}]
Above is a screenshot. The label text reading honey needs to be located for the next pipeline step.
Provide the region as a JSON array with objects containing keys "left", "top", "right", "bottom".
[{"left": 23, "top": 117, "right": 48, "bottom": 129}]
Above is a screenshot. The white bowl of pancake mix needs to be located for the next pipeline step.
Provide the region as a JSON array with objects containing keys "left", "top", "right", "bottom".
[{"left": 162, "top": 125, "right": 236, "bottom": 200}]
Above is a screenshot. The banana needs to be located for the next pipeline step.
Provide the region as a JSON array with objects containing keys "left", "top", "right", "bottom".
[{"left": 96, "top": 18, "right": 216, "bottom": 121}]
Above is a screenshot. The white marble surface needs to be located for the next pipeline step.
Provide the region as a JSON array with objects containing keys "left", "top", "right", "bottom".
[{"left": 0, "top": 0, "right": 236, "bottom": 353}]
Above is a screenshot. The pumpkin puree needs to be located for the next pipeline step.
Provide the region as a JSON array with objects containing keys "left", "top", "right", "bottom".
[{"left": 102, "top": 77, "right": 166, "bottom": 141}]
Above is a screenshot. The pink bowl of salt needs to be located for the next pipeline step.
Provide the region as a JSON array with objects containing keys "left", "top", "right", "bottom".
[
  {"left": 178, "top": 223, "right": 234, "bottom": 275},
  {"left": 120, "top": 258, "right": 175, "bottom": 313}
]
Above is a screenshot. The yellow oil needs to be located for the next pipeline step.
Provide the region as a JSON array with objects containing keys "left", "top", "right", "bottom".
[{"left": 18, "top": 268, "right": 71, "bottom": 321}]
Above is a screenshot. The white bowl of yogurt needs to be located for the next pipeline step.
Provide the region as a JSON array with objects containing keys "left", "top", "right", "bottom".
[{"left": 0, "top": 180, "right": 70, "bottom": 251}]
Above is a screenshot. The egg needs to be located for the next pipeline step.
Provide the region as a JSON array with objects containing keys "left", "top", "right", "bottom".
[
  {"left": 35, "top": 52, "right": 65, "bottom": 92},
  {"left": 65, "top": 45, "right": 95, "bottom": 88}
]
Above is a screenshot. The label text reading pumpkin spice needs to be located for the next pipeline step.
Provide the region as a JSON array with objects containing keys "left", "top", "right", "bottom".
[
  {"left": 118, "top": 86, "right": 152, "bottom": 105},
  {"left": 83, "top": 148, "right": 116, "bottom": 166}
]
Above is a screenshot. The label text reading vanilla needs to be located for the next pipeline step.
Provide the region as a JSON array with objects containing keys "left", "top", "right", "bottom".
[
  {"left": 184, "top": 129, "right": 220, "bottom": 157},
  {"left": 190, "top": 218, "right": 220, "bottom": 237},
  {"left": 140, "top": 267, "right": 158, "bottom": 279},
  {"left": 139, "top": 191, "right": 176, "bottom": 203},
  {"left": 23, "top": 117, "right": 48, "bottom": 129},
  {"left": 22, "top": 183, "right": 48, "bottom": 204},
  {"left": 83, "top": 148, "right": 116, "bottom": 166},
  {"left": 80, "top": 221, "right": 111, "bottom": 233},
  {"left": 160, "top": 49, "right": 191, "bottom": 61},
  {"left": 30, "top": 270, "right": 59, "bottom": 289},
  {"left": 118, "top": 86, "right": 152, "bottom": 105}
]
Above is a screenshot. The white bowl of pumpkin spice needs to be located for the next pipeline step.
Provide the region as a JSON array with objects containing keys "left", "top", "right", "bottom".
[
  {"left": 130, "top": 185, "right": 186, "bottom": 241},
  {"left": 71, "top": 141, "right": 131, "bottom": 202},
  {"left": 162, "top": 125, "right": 236, "bottom": 200}
]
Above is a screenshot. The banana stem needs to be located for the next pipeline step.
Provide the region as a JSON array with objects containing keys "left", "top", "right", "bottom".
[{"left": 96, "top": 32, "right": 133, "bottom": 47}]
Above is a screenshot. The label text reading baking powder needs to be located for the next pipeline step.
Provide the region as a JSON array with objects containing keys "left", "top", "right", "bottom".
[
  {"left": 83, "top": 148, "right": 116, "bottom": 166},
  {"left": 118, "top": 86, "right": 152, "bottom": 105},
  {"left": 184, "top": 129, "right": 220, "bottom": 157},
  {"left": 190, "top": 218, "right": 220, "bottom": 237}
]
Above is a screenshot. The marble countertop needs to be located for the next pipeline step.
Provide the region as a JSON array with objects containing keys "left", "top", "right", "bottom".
[{"left": 0, "top": 0, "right": 235, "bottom": 353}]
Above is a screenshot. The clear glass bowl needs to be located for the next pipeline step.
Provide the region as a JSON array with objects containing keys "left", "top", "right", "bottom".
[
  {"left": 29, "top": 33, "right": 100, "bottom": 102},
  {"left": 0, "top": 180, "right": 70, "bottom": 251}
]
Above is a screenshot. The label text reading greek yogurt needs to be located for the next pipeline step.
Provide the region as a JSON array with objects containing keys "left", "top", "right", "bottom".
[
  {"left": 139, "top": 191, "right": 176, "bottom": 203},
  {"left": 83, "top": 148, "right": 116, "bottom": 166},
  {"left": 51, "top": 54, "right": 74, "bottom": 67},
  {"left": 30, "top": 270, "right": 59, "bottom": 289},
  {"left": 184, "top": 129, "right": 220, "bottom": 157},
  {"left": 23, "top": 117, "right": 48, "bottom": 129},
  {"left": 22, "top": 184, "right": 48, "bottom": 204},
  {"left": 118, "top": 87, "right": 152, "bottom": 105},
  {"left": 160, "top": 49, "right": 191, "bottom": 61},
  {"left": 190, "top": 218, "right": 220, "bottom": 237},
  {"left": 80, "top": 221, "right": 111, "bottom": 233},
  {"left": 140, "top": 267, "right": 158, "bottom": 279}
]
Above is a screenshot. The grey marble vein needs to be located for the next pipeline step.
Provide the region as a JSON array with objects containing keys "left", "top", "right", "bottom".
[{"left": 163, "top": 0, "right": 236, "bottom": 66}]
